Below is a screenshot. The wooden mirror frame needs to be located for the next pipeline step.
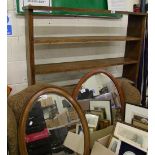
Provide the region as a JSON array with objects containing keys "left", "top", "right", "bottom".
[
  {"left": 72, "top": 69, "right": 125, "bottom": 119},
  {"left": 18, "top": 85, "right": 90, "bottom": 155}
]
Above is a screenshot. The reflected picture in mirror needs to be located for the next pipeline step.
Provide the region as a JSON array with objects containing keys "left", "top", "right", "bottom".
[
  {"left": 18, "top": 87, "right": 90, "bottom": 155},
  {"left": 72, "top": 69, "right": 125, "bottom": 132}
]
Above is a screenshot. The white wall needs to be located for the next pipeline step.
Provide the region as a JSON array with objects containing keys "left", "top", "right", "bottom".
[{"left": 7, "top": 0, "right": 137, "bottom": 95}]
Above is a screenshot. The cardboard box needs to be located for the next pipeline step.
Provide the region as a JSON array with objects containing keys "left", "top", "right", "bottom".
[
  {"left": 63, "top": 126, "right": 114, "bottom": 155},
  {"left": 97, "top": 134, "right": 111, "bottom": 147},
  {"left": 63, "top": 132, "right": 84, "bottom": 155},
  {"left": 90, "top": 125, "right": 114, "bottom": 148},
  {"left": 89, "top": 126, "right": 115, "bottom": 155},
  {"left": 91, "top": 141, "right": 115, "bottom": 155},
  {"left": 91, "top": 122, "right": 148, "bottom": 155},
  {"left": 91, "top": 134, "right": 116, "bottom": 155},
  {"left": 57, "top": 110, "right": 69, "bottom": 126},
  {"left": 40, "top": 96, "right": 53, "bottom": 107},
  {"left": 45, "top": 118, "right": 59, "bottom": 128}
]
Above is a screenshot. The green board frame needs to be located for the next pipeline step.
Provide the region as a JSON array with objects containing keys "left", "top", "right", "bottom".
[{"left": 16, "top": 0, "right": 122, "bottom": 18}]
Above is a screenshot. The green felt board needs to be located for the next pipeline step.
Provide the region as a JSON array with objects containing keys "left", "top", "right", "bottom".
[{"left": 52, "top": 0, "right": 122, "bottom": 18}]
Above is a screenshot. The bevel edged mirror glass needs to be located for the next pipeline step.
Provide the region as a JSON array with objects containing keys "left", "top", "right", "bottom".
[
  {"left": 18, "top": 86, "right": 90, "bottom": 155},
  {"left": 72, "top": 69, "right": 125, "bottom": 133}
]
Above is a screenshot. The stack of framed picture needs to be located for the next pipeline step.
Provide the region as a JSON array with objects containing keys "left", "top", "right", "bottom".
[
  {"left": 84, "top": 100, "right": 112, "bottom": 132},
  {"left": 108, "top": 122, "right": 148, "bottom": 155},
  {"left": 106, "top": 103, "right": 148, "bottom": 155},
  {"left": 91, "top": 103, "right": 148, "bottom": 155}
]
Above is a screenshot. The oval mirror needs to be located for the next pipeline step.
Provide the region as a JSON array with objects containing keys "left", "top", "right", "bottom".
[
  {"left": 18, "top": 86, "right": 90, "bottom": 155},
  {"left": 72, "top": 69, "right": 125, "bottom": 133}
]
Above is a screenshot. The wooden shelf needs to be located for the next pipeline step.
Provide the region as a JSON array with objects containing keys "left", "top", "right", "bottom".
[
  {"left": 35, "top": 57, "right": 138, "bottom": 74},
  {"left": 23, "top": 6, "right": 147, "bottom": 16},
  {"left": 24, "top": 6, "right": 146, "bottom": 85},
  {"left": 34, "top": 36, "right": 141, "bottom": 45}
]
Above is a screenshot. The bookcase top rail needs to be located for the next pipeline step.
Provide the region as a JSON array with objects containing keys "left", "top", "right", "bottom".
[{"left": 23, "top": 6, "right": 147, "bottom": 16}]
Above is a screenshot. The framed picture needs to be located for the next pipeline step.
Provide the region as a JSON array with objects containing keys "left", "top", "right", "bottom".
[
  {"left": 133, "top": 115, "right": 148, "bottom": 124},
  {"left": 125, "top": 103, "right": 148, "bottom": 124},
  {"left": 90, "top": 110, "right": 105, "bottom": 120},
  {"left": 118, "top": 141, "right": 147, "bottom": 155},
  {"left": 132, "top": 116, "right": 148, "bottom": 131},
  {"left": 108, "top": 137, "right": 121, "bottom": 154},
  {"left": 94, "top": 107, "right": 106, "bottom": 119},
  {"left": 16, "top": 0, "right": 51, "bottom": 14},
  {"left": 90, "top": 100, "right": 112, "bottom": 124},
  {"left": 114, "top": 122, "right": 148, "bottom": 152},
  {"left": 85, "top": 114, "right": 99, "bottom": 128}
]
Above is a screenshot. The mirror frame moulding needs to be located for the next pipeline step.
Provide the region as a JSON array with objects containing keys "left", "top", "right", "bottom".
[
  {"left": 18, "top": 85, "right": 90, "bottom": 155},
  {"left": 72, "top": 69, "right": 125, "bottom": 119}
]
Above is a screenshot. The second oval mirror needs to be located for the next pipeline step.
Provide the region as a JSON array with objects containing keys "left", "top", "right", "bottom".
[{"left": 72, "top": 69, "right": 125, "bottom": 133}]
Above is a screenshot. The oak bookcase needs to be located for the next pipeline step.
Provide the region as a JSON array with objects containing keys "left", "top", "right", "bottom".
[{"left": 23, "top": 6, "right": 147, "bottom": 91}]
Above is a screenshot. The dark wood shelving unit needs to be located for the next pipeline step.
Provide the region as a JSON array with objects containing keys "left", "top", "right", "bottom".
[{"left": 23, "top": 6, "right": 147, "bottom": 86}]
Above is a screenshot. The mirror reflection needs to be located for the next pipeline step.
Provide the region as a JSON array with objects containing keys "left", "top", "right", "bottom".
[
  {"left": 25, "top": 93, "right": 83, "bottom": 155},
  {"left": 77, "top": 73, "right": 122, "bottom": 133}
]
